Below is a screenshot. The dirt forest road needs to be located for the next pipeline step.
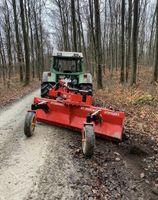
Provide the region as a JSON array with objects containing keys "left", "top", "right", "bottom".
[
  {"left": 0, "top": 90, "right": 81, "bottom": 200},
  {"left": 0, "top": 90, "right": 158, "bottom": 200}
]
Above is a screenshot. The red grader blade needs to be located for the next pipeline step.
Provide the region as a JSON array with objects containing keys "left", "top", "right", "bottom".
[{"left": 24, "top": 81, "right": 125, "bottom": 157}]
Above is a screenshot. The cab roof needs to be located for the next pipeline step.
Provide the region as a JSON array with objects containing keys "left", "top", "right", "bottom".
[{"left": 53, "top": 51, "right": 83, "bottom": 58}]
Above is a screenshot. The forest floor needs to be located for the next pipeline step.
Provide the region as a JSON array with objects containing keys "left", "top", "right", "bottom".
[
  {"left": 92, "top": 67, "right": 158, "bottom": 199},
  {"left": 0, "top": 78, "right": 40, "bottom": 108},
  {"left": 0, "top": 68, "right": 158, "bottom": 200}
]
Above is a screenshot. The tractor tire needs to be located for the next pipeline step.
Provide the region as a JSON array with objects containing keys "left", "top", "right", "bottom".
[
  {"left": 24, "top": 112, "right": 36, "bottom": 137},
  {"left": 82, "top": 125, "right": 95, "bottom": 157},
  {"left": 79, "top": 84, "right": 93, "bottom": 95},
  {"left": 41, "top": 82, "right": 55, "bottom": 98}
]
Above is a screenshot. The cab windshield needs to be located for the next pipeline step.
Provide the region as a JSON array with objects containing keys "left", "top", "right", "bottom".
[{"left": 53, "top": 57, "right": 82, "bottom": 73}]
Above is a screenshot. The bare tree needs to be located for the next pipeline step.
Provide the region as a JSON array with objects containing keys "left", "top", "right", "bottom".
[
  {"left": 12, "top": 0, "right": 23, "bottom": 82},
  {"left": 126, "top": 0, "right": 132, "bottom": 82},
  {"left": 131, "top": 0, "right": 139, "bottom": 85},
  {"left": 28, "top": 0, "right": 35, "bottom": 78},
  {"left": 71, "top": 0, "right": 77, "bottom": 51},
  {"left": 120, "top": 0, "right": 125, "bottom": 83},
  {"left": 153, "top": 1, "right": 158, "bottom": 82},
  {"left": 0, "top": 30, "right": 6, "bottom": 83},
  {"left": 20, "top": 0, "right": 30, "bottom": 85},
  {"left": 4, "top": 0, "right": 12, "bottom": 81},
  {"left": 148, "top": 8, "right": 156, "bottom": 66},
  {"left": 94, "top": 0, "right": 103, "bottom": 89}
]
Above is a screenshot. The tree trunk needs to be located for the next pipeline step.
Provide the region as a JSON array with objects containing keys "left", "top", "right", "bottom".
[
  {"left": 28, "top": 0, "right": 35, "bottom": 78},
  {"left": 33, "top": 2, "right": 41, "bottom": 80},
  {"left": 57, "top": 0, "right": 69, "bottom": 51},
  {"left": 0, "top": 31, "right": 6, "bottom": 84},
  {"left": 109, "top": 0, "right": 114, "bottom": 75},
  {"left": 131, "top": 0, "right": 139, "bottom": 85},
  {"left": 153, "top": 1, "right": 158, "bottom": 82},
  {"left": 71, "top": 0, "right": 77, "bottom": 51},
  {"left": 115, "top": 4, "right": 118, "bottom": 71},
  {"left": 120, "top": 0, "right": 125, "bottom": 83},
  {"left": 4, "top": 0, "right": 12, "bottom": 81},
  {"left": 94, "top": 0, "right": 103, "bottom": 89},
  {"left": 12, "top": 0, "right": 23, "bottom": 82},
  {"left": 149, "top": 8, "right": 156, "bottom": 66},
  {"left": 20, "top": 0, "right": 30, "bottom": 85},
  {"left": 102, "top": 0, "right": 107, "bottom": 65},
  {"left": 39, "top": 0, "right": 44, "bottom": 74},
  {"left": 77, "top": 0, "right": 88, "bottom": 70},
  {"left": 77, "top": 0, "right": 82, "bottom": 52},
  {"left": 126, "top": 0, "right": 132, "bottom": 82},
  {"left": 89, "top": 0, "right": 96, "bottom": 62}
]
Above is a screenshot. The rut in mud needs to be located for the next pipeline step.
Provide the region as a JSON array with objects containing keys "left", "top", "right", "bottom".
[{"left": 0, "top": 90, "right": 158, "bottom": 200}]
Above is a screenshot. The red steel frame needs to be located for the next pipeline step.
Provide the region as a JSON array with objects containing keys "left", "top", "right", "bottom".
[{"left": 30, "top": 82, "right": 125, "bottom": 141}]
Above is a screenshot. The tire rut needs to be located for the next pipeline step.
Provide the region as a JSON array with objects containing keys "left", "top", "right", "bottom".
[
  {"left": 0, "top": 124, "right": 50, "bottom": 200},
  {"left": 26, "top": 125, "right": 82, "bottom": 200}
]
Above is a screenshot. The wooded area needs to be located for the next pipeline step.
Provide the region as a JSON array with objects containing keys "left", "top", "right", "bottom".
[
  {"left": 0, "top": 0, "right": 52, "bottom": 86},
  {"left": 49, "top": 0, "right": 158, "bottom": 87},
  {"left": 0, "top": 0, "right": 158, "bottom": 88}
]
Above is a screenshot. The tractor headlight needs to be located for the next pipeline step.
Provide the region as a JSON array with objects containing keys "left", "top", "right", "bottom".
[{"left": 72, "top": 78, "right": 77, "bottom": 85}]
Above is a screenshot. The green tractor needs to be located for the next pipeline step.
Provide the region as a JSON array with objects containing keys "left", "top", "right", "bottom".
[{"left": 41, "top": 51, "right": 92, "bottom": 97}]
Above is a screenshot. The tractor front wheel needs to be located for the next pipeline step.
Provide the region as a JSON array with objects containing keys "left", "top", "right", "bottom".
[
  {"left": 41, "top": 82, "right": 50, "bottom": 98},
  {"left": 24, "top": 112, "right": 36, "bottom": 137},
  {"left": 79, "top": 84, "right": 93, "bottom": 95},
  {"left": 82, "top": 125, "right": 95, "bottom": 157},
  {"left": 41, "top": 82, "right": 55, "bottom": 98}
]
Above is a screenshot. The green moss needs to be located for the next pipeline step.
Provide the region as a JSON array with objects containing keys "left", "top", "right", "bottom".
[{"left": 133, "top": 94, "right": 154, "bottom": 105}]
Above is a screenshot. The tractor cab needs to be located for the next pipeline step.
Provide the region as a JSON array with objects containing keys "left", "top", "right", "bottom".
[
  {"left": 41, "top": 51, "right": 92, "bottom": 98},
  {"left": 53, "top": 51, "right": 83, "bottom": 73},
  {"left": 51, "top": 51, "right": 84, "bottom": 86}
]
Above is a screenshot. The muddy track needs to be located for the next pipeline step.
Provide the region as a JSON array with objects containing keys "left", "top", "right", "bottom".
[{"left": 0, "top": 90, "right": 158, "bottom": 200}]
